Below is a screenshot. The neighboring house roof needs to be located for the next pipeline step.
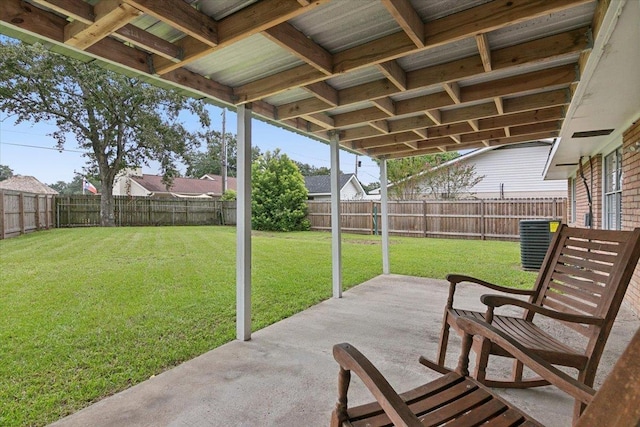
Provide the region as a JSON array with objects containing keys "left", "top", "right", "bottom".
[
  {"left": 372, "top": 141, "right": 566, "bottom": 198},
  {"left": 304, "top": 174, "right": 359, "bottom": 195},
  {"left": 131, "top": 174, "right": 237, "bottom": 196},
  {"left": 376, "top": 141, "right": 554, "bottom": 191},
  {"left": 432, "top": 141, "right": 553, "bottom": 171},
  {"left": 0, "top": 175, "right": 58, "bottom": 194}
]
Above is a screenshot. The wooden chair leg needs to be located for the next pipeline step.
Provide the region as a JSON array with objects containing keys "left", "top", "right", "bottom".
[
  {"left": 472, "top": 336, "right": 491, "bottom": 383},
  {"left": 572, "top": 366, "right": 597, "bottom": 423},
  {"left": 436, "top": 313, "right": 451, "bottom": 366},
  {"left": 511, "top": 359, "right": 524, "bottom": 383}
]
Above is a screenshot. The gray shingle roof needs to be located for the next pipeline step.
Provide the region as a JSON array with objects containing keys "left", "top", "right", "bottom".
[{"left": 304, "top": 174, "right": 353, "bottom": 195}]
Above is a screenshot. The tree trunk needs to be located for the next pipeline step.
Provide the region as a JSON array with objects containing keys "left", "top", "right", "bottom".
[{"left": 100, "top": 190, "right": 116, "bottom": 227}]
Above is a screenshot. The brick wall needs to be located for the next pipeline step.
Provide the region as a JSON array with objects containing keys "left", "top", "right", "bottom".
[
  {"left": 569, "top": 155, "right": 602, "bottom": 229},
  {"left": 622, "top": 117, "right": 640, "bottom": 314}
]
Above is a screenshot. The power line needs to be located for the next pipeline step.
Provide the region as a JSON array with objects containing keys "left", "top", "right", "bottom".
[{"left": 0, "top": 142, "right": 88, "bottom": 154}]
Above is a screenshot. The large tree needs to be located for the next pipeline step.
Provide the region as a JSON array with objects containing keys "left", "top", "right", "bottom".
[
  {"left": 385, "top": 153, "right": 459, "bottom": 200},
  {"left": 384, "top": 152, "right": 484, "bottom": 200},
  {"left": 252, "top": 149, "right": 309, "bottom": 232},
  {"left": 184, "top": 130, "right": 261, "bottom": 178},
  {"left": 0, "top": 164, "right": 14, "bottom": 181},
  {"left": 292, "top": 161, "right": 331, "bottom": 176},
  {"left": 0, "top": 41, "right": 208, "bottom": 226},
  {"left": 421, "top": 161, "right": 485, "bottom": 200}
]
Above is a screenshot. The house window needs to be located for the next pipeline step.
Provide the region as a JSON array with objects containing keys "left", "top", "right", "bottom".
[{"left": 604, "top": 147, "right": 622, "bottom": 230}]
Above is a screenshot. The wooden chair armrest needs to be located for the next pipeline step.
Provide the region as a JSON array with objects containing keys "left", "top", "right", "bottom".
[
  {"left": 446, "top": 274, "right": 536, "bottom": 296},
  {"left": 480, "top": 295, "right": 606, "bottom": 326},
  {"left": 332, "top": 343, "right": 422, "bottom": 427},
  {"left": 456, "top": 317, "right": 596, "bottom": 405}
]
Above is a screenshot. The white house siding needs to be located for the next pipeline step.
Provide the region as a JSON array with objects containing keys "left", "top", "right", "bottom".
[
  {"left": 341, "top": 180, "right": 364, "bottom": 200},
  {"left": 112, "top": 175, "right": 149, "bottom": 196},
  {"left": 466, "top": 144, "right": 567, "bottom": 199}
]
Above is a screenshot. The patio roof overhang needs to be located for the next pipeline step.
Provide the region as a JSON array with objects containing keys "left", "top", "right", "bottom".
[
  {"left": 544, "top": 0, "right": 640, "bottom": 180},
  {"left": 0, "top": 0, "right": 612, "bottom": 160}
]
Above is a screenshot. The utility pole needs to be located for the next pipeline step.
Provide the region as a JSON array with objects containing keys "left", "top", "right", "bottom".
[
  {"left": 355, "top": 155, "right": 360, "bottom": 178},
  {"left": 221, "top": 108, "right": 227, "bottom": 193}
]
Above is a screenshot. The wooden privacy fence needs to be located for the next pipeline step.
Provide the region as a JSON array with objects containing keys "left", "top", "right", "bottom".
[
  {"left": 55, "top": 195, "right": 236, "bottom": 227},
  {"left": 0, "top": 190, "right": 55, "bottom": 239},
  {"left": 307, "top": 198, "right": 566, "bottom": 241}
]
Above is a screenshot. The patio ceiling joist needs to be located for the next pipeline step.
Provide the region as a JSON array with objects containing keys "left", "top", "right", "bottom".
[{"left": 1, "top": 0, "right": 604, "bottom": 162}]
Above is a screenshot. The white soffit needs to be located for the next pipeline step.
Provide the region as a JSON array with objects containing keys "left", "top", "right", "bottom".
[{"left": 545, "top": 0, "right": 640, "bottom": 179}]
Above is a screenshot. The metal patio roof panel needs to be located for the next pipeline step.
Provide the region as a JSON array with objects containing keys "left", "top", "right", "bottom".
[
  {"left": 288, "top": 1, "right": 399, "bottom": 53},
  {"left": 487, "top": 1, "right": 596, "bottom": 50},
  {"left": 196, "top": 0, "right": 260, "bottom": 20},
  {"left": 1, "top": 0, "right": 611, "bottom": 161},
  {"left": 325, "top": 67, "right": 384, "bottom": 91},
  {"left": 456, "top": 54, "right": 580, "bottom": 88},
  {"left": 263, "top": 87, "right": 314, "bottom": 107},
  {"left": 187, "top": 34, "right": 304, "bottom": 87},
  {"left": 411, "top": 0, "right": 493, "bottom": 21}
]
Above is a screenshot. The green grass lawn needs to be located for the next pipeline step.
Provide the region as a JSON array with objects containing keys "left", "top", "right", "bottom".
[{"left": 0, "top": 227, "right": 536, "bottom": 426}]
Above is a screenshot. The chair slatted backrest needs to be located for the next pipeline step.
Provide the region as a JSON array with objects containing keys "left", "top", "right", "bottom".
[{"left": 528, "top": 225, "right": 640, "bottom": 345}]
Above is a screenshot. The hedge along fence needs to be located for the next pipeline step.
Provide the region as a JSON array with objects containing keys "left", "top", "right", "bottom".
[
  {"left": 0, "top": 190, "right": 55, "bottom": 239},
  {"left": 55, "top": 195, "right": 237, "bottom": 227},
  {"left": 307, "top": 198, "right": 567, "bottom": 241}
]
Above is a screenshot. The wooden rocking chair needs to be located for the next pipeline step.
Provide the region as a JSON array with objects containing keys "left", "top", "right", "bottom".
[
  {"left": 419, "top": 224, "right": 640, "bottom": 411},
  {"left": 330, "top": 317, "right": 640, "bottom": 427}
]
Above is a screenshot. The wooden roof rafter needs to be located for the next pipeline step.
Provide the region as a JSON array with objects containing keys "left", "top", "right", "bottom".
[{"left": 1, "top": 0, "right": 601, "bottom": 161}]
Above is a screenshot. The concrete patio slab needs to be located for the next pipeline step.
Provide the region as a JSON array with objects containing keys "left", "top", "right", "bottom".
[{"left": 50, "top": 274, "right": 639, "bottom": 427}]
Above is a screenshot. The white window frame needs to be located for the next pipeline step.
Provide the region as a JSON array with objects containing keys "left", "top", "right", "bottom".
[
  {"left": 604, "top": 147, "right": 623, "bottom": 230},
  {"left": 570, "top": 176, "right": 577, "bottom": 224}
]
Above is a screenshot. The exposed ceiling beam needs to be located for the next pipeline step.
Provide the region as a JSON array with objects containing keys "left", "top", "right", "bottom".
[
  {"left": 124, "top": 0, "right": 218, "bottom": 47},
  {"left": 425, "top": 109, "right": 442, "bottom": 125},
  {"left": 152, "top": 0, "right": 328, "bottom": 74},
  {"left": 352, "top": 131, "right": 423, "bottom": 150},
  {"left": 443, "top": 82, "right": 461, "bottom": 104},
  {"left": 333, "top": 107, "right": 389, "bottom": 128},
  {"left": 64, "top": 0, "right": 141, "bottom": 50},
  {"left": 369, "top": 120, "right": 390, "bottom": 134},
  {"left": 381, "top": 0, "right": 424, "bottom": 47},
  {"left": 372, "top": 97, "right": 396, "bottom": 116},
  {"left": 281, "top": 27, "right": 588, "bottom": 119},
  {"left": 234, "top": 65, "right": 327, "bottom": 103},
  {"left": 302, "top": 82, "right": 339, "bottom": 107},
  {"left": 334, "top": 0, "right": 590, "bottom": 73},
  {"left": 377, "top": 60, "right": 407, "bottom": 91},
  {"left": 263, "top": 22, "right": 333, "bottom": 74},
  {"left": 475, "top": 32, "right": 492, "bottom": 71}
]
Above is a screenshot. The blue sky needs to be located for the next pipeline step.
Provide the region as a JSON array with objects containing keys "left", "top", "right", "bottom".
[{"left": 0, "top": 105, "right": 381, "bottom": 186}]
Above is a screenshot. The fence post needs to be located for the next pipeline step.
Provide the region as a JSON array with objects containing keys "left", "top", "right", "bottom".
[
  {"left": 481, "top": 199, "right": 486, "bottom": 240},
  {"left": 19, "top": 192, "right": 25, "bottom": 235},
  {"left": 35, "top": 195, "right": 40, "bottom": 230},
  {"left": 369, "top": 201, "right": 374, "bottom": 235},
  {"left": 423, "top": 200, "right": 427, "bottom": 237},
  {"left": 0, "top": 191, "right": 5, "bottom": 239},
  {"left": 45, "top": 196, "right": 51, "bottom": 229}
]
